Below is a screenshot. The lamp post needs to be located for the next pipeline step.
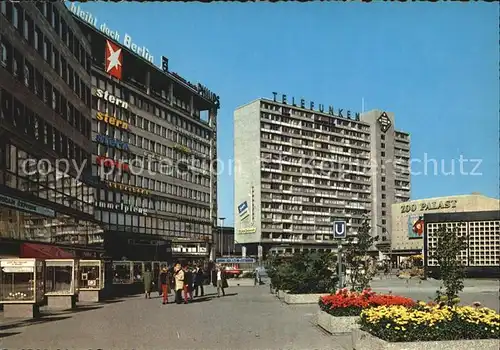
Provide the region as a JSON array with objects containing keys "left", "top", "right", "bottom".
[{"left": 219, "top": 217, "right": 225, "bottom": 257}]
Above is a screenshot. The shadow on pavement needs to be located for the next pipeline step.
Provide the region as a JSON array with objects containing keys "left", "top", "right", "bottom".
[
  {"left": 0, "top": 315, "right": 71, "bottom": 332},
  {"left": 189, "top": 296, "right": 213, "bottom": 303},
  {"left": 0, "top": 331, "right": 21, "bottom": 338},
  {"left": 223, "top": 293, "right": 238, "bottom": 297},
  {"left": 99, "top": 298, "right": 125, "bottom": 304}
]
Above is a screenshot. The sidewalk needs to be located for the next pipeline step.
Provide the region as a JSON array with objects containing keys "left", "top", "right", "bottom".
[{"left": 1, "top": 285, "right": 349, "bottom": 350}]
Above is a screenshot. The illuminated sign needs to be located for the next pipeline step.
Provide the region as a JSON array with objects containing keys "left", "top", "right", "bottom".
[
  {"left": 0, "top": 194, "right": 55, "bottom": 218},
  {"left": 197, "top": 83, "right": 220, "bottom": 108},
  {"left": 96, "top": 112, "right": 129, "bottom": 130},
  {"left": 95, "top": 88, "right": 128, "bottom": 109},
  {"left": 106, "top": 181, "right": 151, "bottom": 196},
  {"left": 238, "top": 201, "right": 249, "bottom": 220},
  {"left": 68, "top": 3, "right": 154, "bottom": 64},
  {"left": 95, "top": 134, "right": 129, "bottom": 151},
  {"left": 96, "top": 156, "right": 130, "bottom": 172},
  {"left": 378, "top": 112, "right": 392, "bottom": 133},
  {"left": 105, "top": 40, "right": 123, "bottom": 80},
  {"left": 401, "top": 200, "right": 458, "bottom": 214},
  {"left": 271, "top": 92, "right": 360, "bottom": 120},
  {"left": 95, "top": 201, "right": 148, "bottom": 216},
  {"left": 238, "top": 227, "right": 256, "bottom": 234}
]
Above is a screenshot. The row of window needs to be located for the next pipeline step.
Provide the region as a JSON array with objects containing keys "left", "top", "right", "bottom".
[
  {"left": 93, "top": 117, "right": 211, "bottom": 171},
  {"left": 95, "top": 170, "right": 211, "bottom": 205},
  {"left": 94, "top": 76, "right": 212, "bottom": 136},
  {"left": 98, "top": 189, "right": 211, "bottom": 219},
  {"left": 95, "top": 210, "right": 211, "bottom": 236},
  {"left": 261, "top": 103, "right": 369, "bottom": 131},
  {"left": 1, "top": 2, "right": 91, "bottom": 109},
  {"left": 0, "top": 90, "right": 91, "bottom": 167}
]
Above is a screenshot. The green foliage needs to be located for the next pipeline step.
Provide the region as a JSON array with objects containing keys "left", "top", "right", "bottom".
[
  {"left": 267, "top": 251, "right": 337, "bottom": 294},
  {"left": 432, "top": 223, "right": 468, "bottom": 306},
  {"left": 342, "top": 215, "right": 376, "bottom": 291}
]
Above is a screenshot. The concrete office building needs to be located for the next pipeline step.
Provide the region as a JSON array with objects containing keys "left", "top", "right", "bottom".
[
  {"left": 234, "top": 93, "right": 410, "bottom": 257},
  {"left": 424, "top": 210, "right": 500, "bottom": 278},
  {"left": 0, "top": 1, "right": 104, "bottom": 258},
  {"left": 71, "top": 4, "right": 219, "bottom": 261},
  {"left": 391, "top": 193, "right": 500, "bottom": 261}
]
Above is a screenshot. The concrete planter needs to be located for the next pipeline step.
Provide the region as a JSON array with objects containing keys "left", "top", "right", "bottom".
[
  {"left": 277, "top": 290, "right": 288, "bottom": 299},
  {"left": 351, "top": 329, "right": 500, "bottom": 350},
  {"left": 317, "top": 310, "right": 359, "bottom": 334},
  {"left": 227, "top": 278, "right": 255, "bottom": 287},
  {"left": 284, "top": 292, "right": 329, "bottom": 304}
]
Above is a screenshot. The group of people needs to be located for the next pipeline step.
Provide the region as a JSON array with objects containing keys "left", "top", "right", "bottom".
[{"left": 142, "top": 263, "right": 229, "bottom": 304}]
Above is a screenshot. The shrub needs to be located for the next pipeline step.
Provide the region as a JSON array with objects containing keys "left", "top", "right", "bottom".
[
  {"left": 267, "top": 251, "right": 337, "bottom": 294},
  {"left": 359, "top": 303, "right": 500, "bottom": 342},
  {"left": 319, "top": 288, "right": 415, "bottom": 317}
]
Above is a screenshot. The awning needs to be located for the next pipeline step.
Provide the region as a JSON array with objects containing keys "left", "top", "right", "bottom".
[{"left": 20, "top": 243, "right": 75, "bottom": 259}]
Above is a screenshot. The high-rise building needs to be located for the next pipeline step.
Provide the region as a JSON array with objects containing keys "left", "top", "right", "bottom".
[
  {"left": 234, "top": 93, "right": 410, "bottom": 258},
  {"left": 0, "top": 1, "right": 102, "bottom": 252},
  {"left": 70, "top": 4, "right": 219, "bottom": 261}
]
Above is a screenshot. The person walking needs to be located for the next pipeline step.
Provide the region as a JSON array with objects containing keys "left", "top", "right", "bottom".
[
  {"left": 212, "top": 265, "right": 227, "bottom": 297},
  {"left": 143, "top": 267, "right": 153, "bottom": 299},
  {"left": 194, "top": 266, "right": 205, "bottom": 297},
  {"left": 173, "top": 263, "right": 185, "bottom": 304},
  {"left": 183, "top": 265, "right": 193, "bottom": 303},
  {"left": 159, "top": 267, "right": 169, "bottom": 304}
]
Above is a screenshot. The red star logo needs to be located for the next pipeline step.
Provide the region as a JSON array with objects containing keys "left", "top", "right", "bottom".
[{"left": 105, "top": 40, "right": 123, "bottom": 80}]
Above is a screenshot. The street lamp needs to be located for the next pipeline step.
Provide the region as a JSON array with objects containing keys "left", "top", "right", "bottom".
[{"left": 219, "top": 217, "right": 226, "bottom": 257}]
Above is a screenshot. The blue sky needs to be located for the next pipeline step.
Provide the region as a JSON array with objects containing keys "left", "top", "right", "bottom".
[{"left": 74, "top": 2, "right": 499, "bottom": 226}]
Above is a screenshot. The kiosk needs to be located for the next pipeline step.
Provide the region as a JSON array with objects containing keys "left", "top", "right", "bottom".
[
  {"left": 0, "top": 258, "right": 45, "bottom": 318},
  {"left": 78, "top": 260, "right": 105, "bottom": 302},
  {"left": 44, "top": 259, "right": 79, "bottom": 309}
]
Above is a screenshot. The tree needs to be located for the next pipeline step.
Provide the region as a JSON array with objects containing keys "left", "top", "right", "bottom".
[
  {"left": 342, "top": 215, "right": 377, "bottom": 291},
  {"left": 432, "top": 223, "right": 468, "bottom": 306}
]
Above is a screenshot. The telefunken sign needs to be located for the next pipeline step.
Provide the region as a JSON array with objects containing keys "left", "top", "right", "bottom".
[
  {"left": 68, "top": 3, "right": 155, "bottom": 64},
  {"left": 272, "top": 92, "right": 360, "bottom": 120}
]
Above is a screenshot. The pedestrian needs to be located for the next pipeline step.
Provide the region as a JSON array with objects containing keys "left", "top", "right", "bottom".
[
  {"left": 143, "top": 266, "right": 153, "bottom": 299},
  {"left": 174, "top": 263, "right": 185, "bottom": 304},
  {"left": 159, "top": 267, "right": 169, "bottom": 304},
  {"left": 212, "top": 265, "right": 228, "bottom": 297},
  {"left": 194, "top": 266, "right": 205, "bottom": 297},
  {"left": 183, "top": 265, "right": 193, "bottom": 303}
]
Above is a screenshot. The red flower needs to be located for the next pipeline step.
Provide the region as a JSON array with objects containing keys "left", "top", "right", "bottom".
[{"left": 320, "top": 290, "right": 415, "bottom": 311}]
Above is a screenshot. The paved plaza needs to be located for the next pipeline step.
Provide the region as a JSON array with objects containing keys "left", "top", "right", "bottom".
[
  {"left": 1, "top": 278, "right": 498, "bottom": 350},
  {"left": 0, "top": 284, "right": 349, "bottom": 350}
]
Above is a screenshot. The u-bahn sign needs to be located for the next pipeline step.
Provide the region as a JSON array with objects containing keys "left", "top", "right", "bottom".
[{"left": 333, "top": 221, "right": 347, "bottom": 239}]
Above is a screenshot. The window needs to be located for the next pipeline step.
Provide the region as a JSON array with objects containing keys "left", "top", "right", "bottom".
[
  {"left": 381, "top": 185, "right": 386, "bottom": 191},
  {"left": 381, "top": 134, "right": 385, "bottom": 140},
  {"left": 382, "top": 211, "right": 386, "bottom": 216},
  {"left": 381, "top": 194, "right": 386, "bottom": 199},
  {"left": 381, "top": 142, "right": 385, "bottom": 149},
  {"left": 381, "top": 176, "right": 385, "bottom": 182},
  {"left": 12, "top": 4, "right": 19, "bottom": 29},
  {"left": 381, "top": 151, "right": 385, "bottom": 157},
  {"left": 0, "top": 40, "right": 7, "bottom": 67}
]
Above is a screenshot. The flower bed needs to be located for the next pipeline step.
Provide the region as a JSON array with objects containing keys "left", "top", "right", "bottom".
[
  {"left": 359, "top": 303, "right": 500, "bottom": 342},
  {"left": 319, "top": 288, "right": 415, "bottom": 317}
]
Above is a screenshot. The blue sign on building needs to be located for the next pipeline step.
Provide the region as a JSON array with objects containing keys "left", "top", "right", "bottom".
[
  {"left": 215, "top": 257, "right": 255, "bottom": 264},
  {"left": 333, "top": 220, "right": 347, "bottom": 239}
]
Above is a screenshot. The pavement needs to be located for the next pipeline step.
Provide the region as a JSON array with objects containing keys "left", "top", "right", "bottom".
[
  {"left": 0, "top": 284, "right": 349, "bottom": 350},
  {"left": 0, "top": 278, "right": 498, "bottom": 349}
]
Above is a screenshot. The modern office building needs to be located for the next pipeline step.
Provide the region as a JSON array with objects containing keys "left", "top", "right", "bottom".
[
  {"left": 214, "top": 226, "right": 242, "bottom": 258},
  {"left": 70, "top": 3, "right": 219, "bottom": 261},
  {"left": 391, "top": 193, "right": 500, "bottom": 260},
  {"left": 0, "top": 1, "right": 104, "bottom": 258},
  {"left": 423, "top": 209, "right": 500, "bottom": 278},
  {"left": 234, "top": 93, "right": 410, "bottom": 257}
]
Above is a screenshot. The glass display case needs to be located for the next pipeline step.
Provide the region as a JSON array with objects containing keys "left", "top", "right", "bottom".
[
  {"left": 45, "top": 259, "right": 79, "bottom": 296},
  {"left": 79, "top": 260, "right": 104, "bottom": 290},
  {"left": 132, "top": 261, "right": 144, "bottom": 283},
  {"left": 112, "top": 261, "right": 133, "bottom": 284},
  {"left": 0, "top": 258, "right": 45, "bottom": 304}
]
